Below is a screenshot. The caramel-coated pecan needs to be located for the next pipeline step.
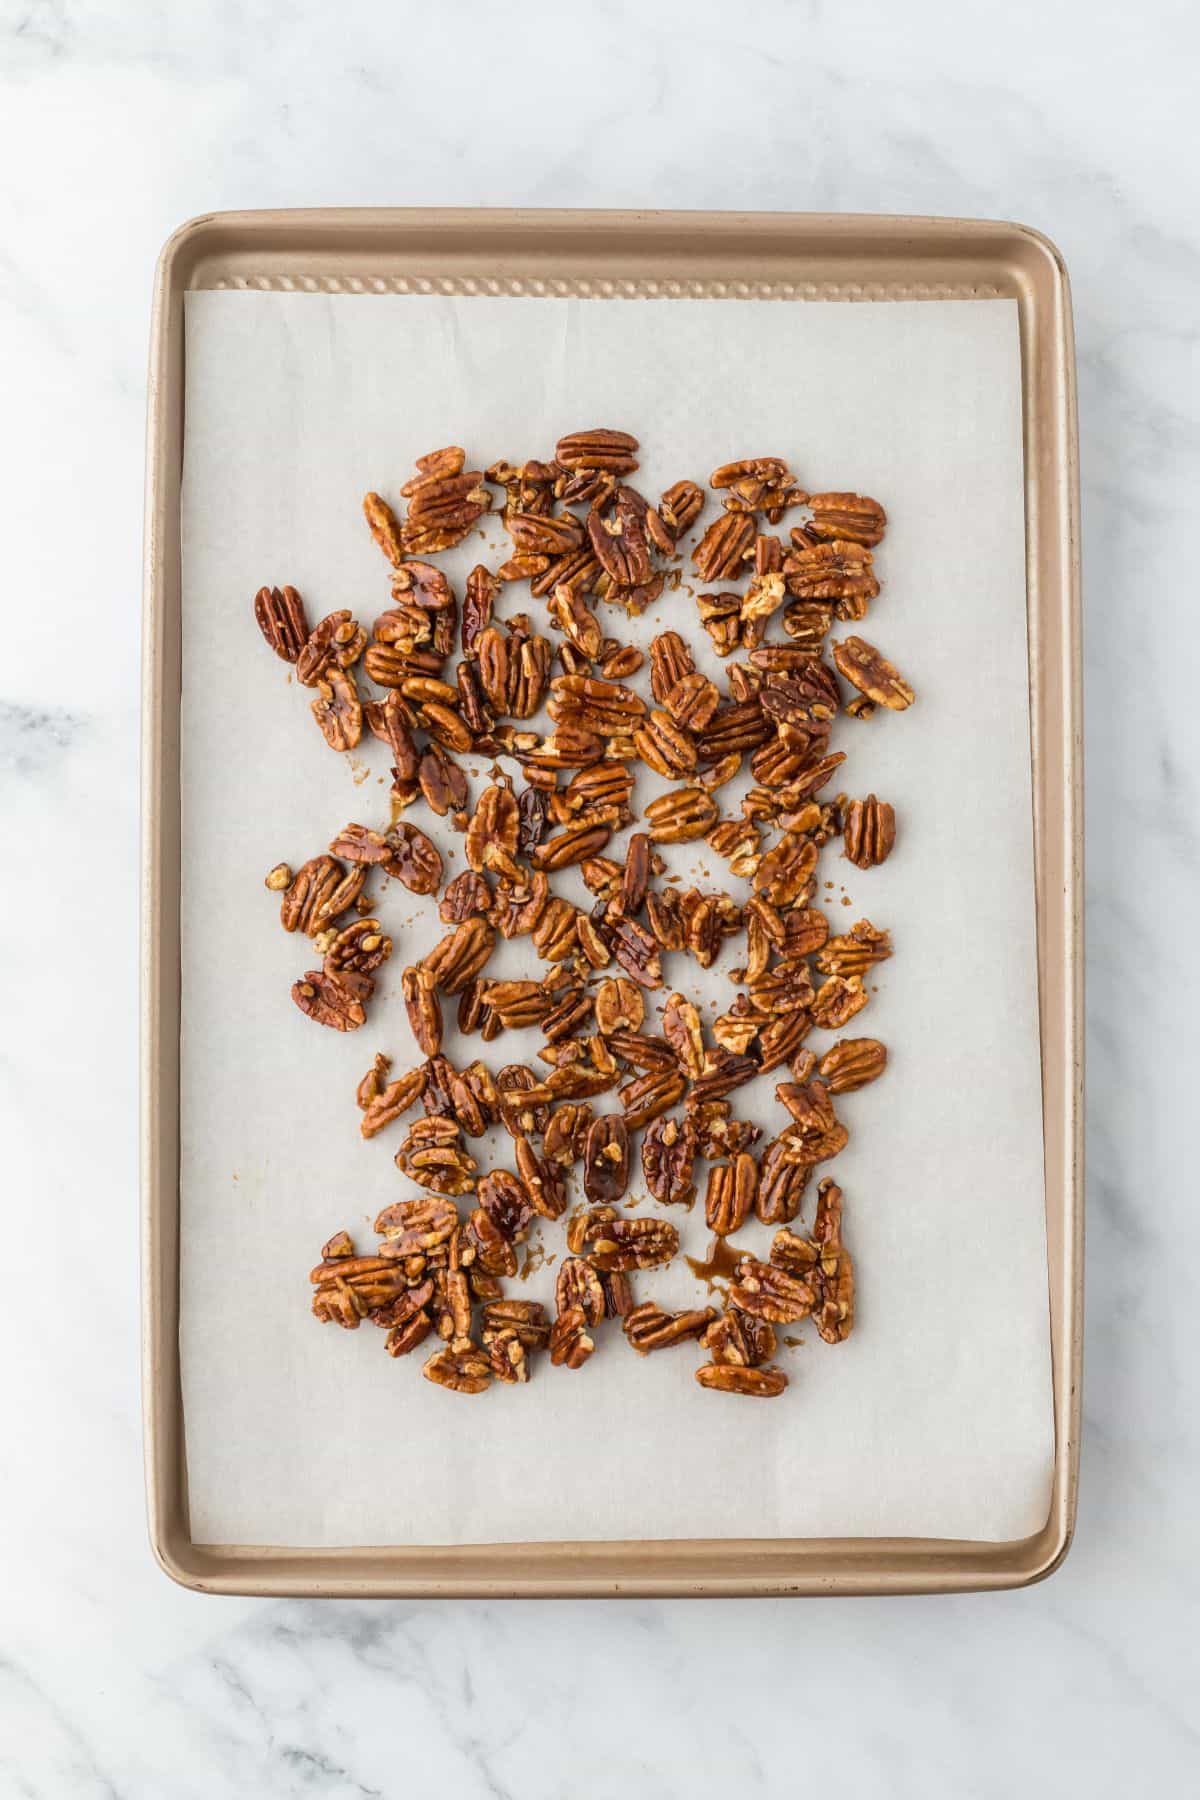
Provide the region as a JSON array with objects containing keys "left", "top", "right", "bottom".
[
  {"left": 703, "top": 1307, "right": 777, "bottom": 1368},
  {"left": 422, "top": 1341, "right": 492, "bottom": 1393},
  {"left": 582, "top": 1113, "right": 631, "bottom": 1205},
  {"left": 292, "top": 970, "right": 368, "bottom": 1031},
  {"left": 375, "top": 1193, "right": 459, "bottom": 1256},
  {"left": 549, "top": 1306, "right": 595, "bottom": 1369},
  {"left": 815, "top": 919, "right": 892, "bottom": 977},
  {"left": 360, "top": 1067, "right": 428, "bottom": 1140},
  {"left": 401, "top": 966, "right": 443, "bottom": 1057},
  {"left": 810, "top": 974, "right": 869, "bottom": 1030},
  {"left": 785, "top": 539, "right": 880, "bottom": 613},
  {"left": 586, "top": 1214, "right": 679, "bottom": 1272},
  {"left": 310, "top": 669, "right": 363, "bottom": 751},
  {"left": 556, "top": 1255, "right": 606, "bottom": 1327},
  {"left": 807, "top": 492, "right": 887, "bottom": 547},
  {"left": 775, "top": 1078, "right": 848, "bottom": 1163},
  {"left": 832, "top": 636, "right": 914, "bottom": 710},
  {"left": 555, "top": 428, "right": 640, "bottom": 475},
  {"left": 310, "top": 1253, "right": 411, "bottom": 1328},
  {"left": 254, "top": 584, "right": 309, "bottom": 662},
  {"left": 693, "top": 510, "right": 756, "bottom": 581},
  {"left": 623, "top": 1302, "right": 716, "bottom": 1355},
  {"left": 842, "top": 794, "right": 897, "bottom": 869},
  {"left": 641, "top": 1115, "right": 697, "bottom": 1206},
  {"left": 704, "top": 1153, "right": 758, "bottom": 1236},
  {"left": 818, "top": 1038, "right": 888, "bottom": 1094},
  {"left": 422, "top": 918, "right": 497, "bottom": 995},
  {"left": 694, "top": 1362, "right": 788, "bottom": 1397},
  {"left": 644, "top": 787, "right": 719, "bottom": 845},
  {"left": 727, "top": 1256, "right": 814, "bottom": 1323}
]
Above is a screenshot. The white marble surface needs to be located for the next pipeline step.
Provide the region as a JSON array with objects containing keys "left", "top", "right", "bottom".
[{"left": 1, "top": 0, "right": 1197, "bottom": 1793}]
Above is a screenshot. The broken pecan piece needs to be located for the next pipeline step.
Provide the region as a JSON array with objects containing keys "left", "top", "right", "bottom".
[
  {"left": 422, "top": 1341, "right": 492, "bottom": 1394},
  {"left": 549, "top": 1306, "right": 595, "bottom": 1370}
]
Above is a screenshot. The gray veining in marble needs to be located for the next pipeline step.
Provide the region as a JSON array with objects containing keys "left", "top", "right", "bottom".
[{"left": 2, "top": 0, "right": 1198, "bottom": 1792}]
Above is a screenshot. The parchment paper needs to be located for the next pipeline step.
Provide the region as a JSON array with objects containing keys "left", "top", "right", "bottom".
[{"left": 180, "top": 291, "right": 1054, "bottom": 1547}]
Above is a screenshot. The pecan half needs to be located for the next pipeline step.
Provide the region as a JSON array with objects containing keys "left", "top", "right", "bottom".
[
  {"left": 818, "top": 1037, "right": 888, "bottom": 1094},
  {"left": 807, "top": 492, "right": 887, "bottom": 547},
  {"left": 361, "top": 1067, "right": 428, "bottom": 1139},
  {"left": 815, "top": 919, "right": 892, "bottom": 976},
  {"left": 704, "top": 1153, "right": 758, "bottom": 1236},
  {"left": 695, "top": 1362, "right": 788, "bottom": 1397},
  {"left": 533, "top": 819, "right": 612, "bottom": 871},
  {"left": 842, "top": 794, "right": 897, "bottom": 868},
  {"left": 310, "top": 669, "right": 363, "bottom": 751},
  {"left": 375, "top": 1193, "right": 459, "bottom": 1257},
  {"left": 644, "top": 787, "right": 719, "bottom": 844},
  {"left": 310, "top": 1253, "right": 411, "bottom": 1327},
  {"left": 439, "top": 869, "right": 492, "bottom": 924},
  {"left": 555, "top": 428, "right": 640, "bottom": 475},
  {"left": 477, "top": 1170, "right": 535, "bottom": 1243},
  {"left": 423, "top": 918, "right": 497, "bottom": 995},
  {"left": 422, "top": 1341, "right": 492, "bottom": 1393},
  {"left": 401, "top": 965, "right": 443, "bottom": 1057},
  {"left": 727, "top": 1256, "right": 814, "bottom": 1323},
  {"left": 555, "top": 1255, "right": 606, "bottom": 1327},
  {"left": 832, "top": 636, "right": 914, "bottom": 710},
  {"left": 594, "top": 976, "right": 644, "bottom": 1035},
  {"left": 583, "top": 1113, "right": 631, "bottom": 1205},
  {"left": 693, "top": 510, "right": 756, "bottom": 581},
  {"left": 810, "top": 974, "right": 869, "bottom": 1030},
  {"left": 324, "top": 918, "right": 391, "bottom": 979},
  {"left": 623, "top": 1302, "right": 716, "bottom": 1354},
  {"left": 618, "top": 1066, "right": 686, "bottom": 1129},
  {"left": 775, "top": 1078, "right": 847, "bottom": 1162},
  {"left": 586, "top": 1214, "right": 679, "bottom": 1273},
  {"left": 292, "top": 970, "right": 367, "bottom": 1031},
  {"left": 704, "top": 1306, "right": 777, "bottom": 1368},
  {"left": 280, "top": 855, "right": 366, "bottom": 935},
  {"left": 479, "top": 1299, "right": 550, "bottom": 1351},
  {"left": 363, "top": 492, "right": 405, "bottom": 565},
  {"left": 784, "top": 539, "right": 880, "bottom": 613},
  {"left": 641, "top": 1115, "right": 697, "bottom": 1206},
  {"left": 296, "top": 610, "right": 366, "bottom": 686},
  {"left": 254, "top": 584, "right": 309, "bottom": 662},
  {"left": 549, "top": 1306, "right": 595, "bottom": 1369}
]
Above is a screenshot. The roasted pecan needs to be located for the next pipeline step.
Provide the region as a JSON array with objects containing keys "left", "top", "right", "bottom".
[
  {"left": 280, "top": 856, "right": 365, "bottom": 935},
  {"left": 807, "top": 492, "right": 887, "bottom": 547},
  {"left": 495, "top": 1064, "right": 550, "bottom": 1138},
  {"left": 643, "top": 787, "right": 719, "bottom": 844},
  {"left": 463, "top": 783, "right": 520, "bottom": 878},
  {"left": 508, "top": 508, "right": 585, "bottom": 556},
  {"left": 818, "top": 1037, "right": 888, "bottom": 1094},
  {"left": 484, "top": 980, "right": 552, "bottom": 1030},
  {"left": 463, "top": 1208, "right": 518, "bottom": 1279},
  {"left": 555, "top": 428, "right": 639, "bottom": 475},
  {"left": 587, "top": 485, "right": 652, "bottom": 587},
  {"left": 618, "top": 1066, "right": 687, "bottom": 1129},
  {"left": 582, "top": 1113, "right": 631, "bottom": 1205},
  {"left": 422, "top": 1341, "right": 492, "bottom": 1393},
  {"left": 440, "top": 869, "right": 493, "bottom": 924},
  {"left": 510, "top": 634, "right": 553, "bottom": 718},
  {"left": 688, "top": 1051, "right": 759, "bottom": 1105},
  {"left": 447, "top": 1060, "right": 500, "bottom": 1137},
  {"left": 649, "top": 631, "right": 695, "bottom": 703},
  {"left": 394, "top": 1116, "right": 477, "bottom": 1196},
  {"left": 532, "top": 819, "right": 612, "bottom": 871},
  {"left": 704, "top": 1307, "right": 777, "bottom": 1368},
  {"left": 639, "top": 1114, "right": 696, "bottom": 1207},
  {"left": 695, "top": 1362, "right": 788, "bottom": 1397},
  {"left": 324, "top": 918, "right": 391, "bottom": 980},
  {"left": 815, "top": 919, "right": 892, "bottom": 976},
  {"left": 761, "top": 663, "right": 841, "bottom": 735},
  {"left": 296, "top": 610, "right": 366, "bottom": 686},
  {"left": 254, "top": 584, "right": 309, "bottom": 662},
  {"left": 701, "top": 699, "right": 773, "bottom": 761},
  {"left": 543, "top": 1103, "right": 594, "bottom": 1167},
  {"left": 556, "top": 1255, "right": 606, "bottom": 1327},
  {"left": 706, "top": 817, "right": 761, "bottom": 878},
  {"left": 490, "top": 869, "right": 550, "bottom": 939},
  {"left": 310, "top": 1253, "right": 411, "bottom": 1327},
  {"left": 550, "top": 1306, "right": 595, "bottom": 1369},
  {"left": 514, "top": 1135, "right": 568, "bottom": 1219},
  {"left": 785, "top": 539, "right": 880, "bottom": 613},
  {"left": 586, "top": 1213, "right": 679, "bottom": 1273},
  {"left": 752, "top": 831, "right": 818, "bottom": 909},
  {"left": 832, "top": 636, "right": 913, "bottom": 710},
  {"left": 548, "top": 582, "right": 603, "bottom": 658},
  {"left": 757, "top": 1009, "right": 814, "bottom": 1075},
  {"left": 542, "top": 985, "right": 594, "bottom": 1041},
  {"left": 476, "top": 1169, "right": 534, "bottom": 1243},
  {"left": 532, "top": 895, "right": 582, "bottom": 962},
  {"left": 379, "top": 1283, "right": 436, "bottom": 1356},
  {"left": 423, "top": 918, "right": 496, "bottom": 995},
  {"left": 375, "top": 1193, "right": 459, "bottom": 1257},
  {"left": 623, "top": 1302, "right": 716, "bottom": 1354},
  {"left": 780, "top": 598, "right": 835, "bottom": 653},
  {"left": 693, "top": 511, "right": 755, "bottom": 581},
  {"left": 705, "top": 1154, "right": 758, "bottom": 1236},
  {"left": 688, "top": 1097, "right": 759, "bottom": 1159},
  {"left": 400, "top": 965, "right": 442, "bottom": 1057},
  {"left": 479, "top": 1298, "right": 550, "bottom": 1351},
  {"left": 594, "top": 976, "right": 644, "bottom": 1036},
  {"left": 603, "top": 911, "right": 663, "bottom": 990},
  {"left": 292, "top": 970, "right": 368, "bottom": 1031},
  {"left": 775, "top": 1078, "right": 847, "bottom": 1163},
  {"left": 654, "top": 478, "right": 704, "bottom": 540},
  {"left": 562, "top": 762, "right": 634, "bottom": 822},
  {"left": 811, "top": 974, "right": 869, "bottom": 1030},
  {"left": 728, "top": 1256, "right": 814, "bottom": 1324},
  {"left": 696, "top": 590, "right": 742, "bottom": 656},
  {"left": 360, "top": 1067, "right": 427, "bottom": 1139},
  {"left": 660, "top": 993, "right": 704, "bottom": 1079},
  {"left": 310, "top": 669, "right": 363, "bottom": 751},
  {"left": 363, "top": 491, "right": 405, "bottom": 566},
  {"left": 418, "top": 744, "right": 469, "bottom": 819},
  {"left": 842, "top": 794, "right": 896, "bottom": 868},
  {"left": 549, "top": 673, "right": 646, "bottom": 738}
]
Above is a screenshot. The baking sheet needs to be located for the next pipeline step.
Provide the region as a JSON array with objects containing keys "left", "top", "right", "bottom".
[{"left": 180, "top": 291, "right": 1053, "bottom": 1547}]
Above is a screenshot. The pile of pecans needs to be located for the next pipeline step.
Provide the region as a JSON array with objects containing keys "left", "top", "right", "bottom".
[{"left": 255, "top": 430, "right": 912, "bottom": 1396}]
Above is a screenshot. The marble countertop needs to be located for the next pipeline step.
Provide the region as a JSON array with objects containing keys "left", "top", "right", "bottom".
[{"left": 3, "top": 1, "right": 1197, "bottom": 1793}]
